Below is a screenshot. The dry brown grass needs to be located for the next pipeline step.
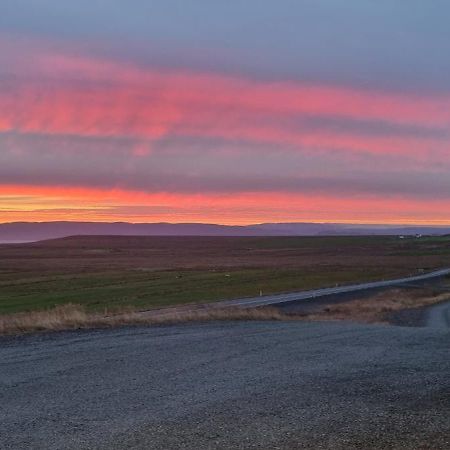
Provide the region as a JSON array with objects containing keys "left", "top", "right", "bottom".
[
  {"left": 0, "top": 304, "right": 288, "bottom": 336},
  {"left": 302, "top": 289, "right": 450, "bottom": 324},
  {"left": 1, "top": 288, "right": 449, "bottom": 336}
]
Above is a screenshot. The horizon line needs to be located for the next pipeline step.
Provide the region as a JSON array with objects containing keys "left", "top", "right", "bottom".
[{"left": 1, "top": 220, "right": 450, "bottom": 228}]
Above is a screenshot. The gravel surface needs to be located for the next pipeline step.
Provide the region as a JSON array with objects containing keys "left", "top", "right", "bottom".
[
  {"left": 386, "top": 299, "right": 450, "bottom": 328},
  {"left": 1, "top": 319, "right": 449, "bottom": 449}
]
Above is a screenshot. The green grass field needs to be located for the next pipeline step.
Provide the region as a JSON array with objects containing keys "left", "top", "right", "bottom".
[
  {"left": 1, "top": 235, "right": 449, "bottom": 314},
  {"left": 0, "top": 267, "right": 391, "bottom": 314}
]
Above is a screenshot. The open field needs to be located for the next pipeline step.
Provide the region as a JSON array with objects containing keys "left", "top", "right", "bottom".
[{"left": 1, "top": 235, "right": 450, "bottom": 314}]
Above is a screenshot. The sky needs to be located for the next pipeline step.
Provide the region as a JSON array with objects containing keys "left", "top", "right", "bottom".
[{"left": 1, "top": 0, "right": 450, "bottom": 225}]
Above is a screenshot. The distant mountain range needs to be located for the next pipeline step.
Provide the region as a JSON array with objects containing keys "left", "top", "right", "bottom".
[{"left": 0, "top": 221, "right": 449, "bottom": 243}]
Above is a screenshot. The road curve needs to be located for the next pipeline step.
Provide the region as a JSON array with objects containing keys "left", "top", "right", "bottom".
[
  {"left": 0, "top": 321, "right": 449, "bottom": 449},
  {"left": 219, "top": 268, "right": 450, "bottom": 309},
  {"left": 426, "top": 300, "right": 450, "bottom": 329}
]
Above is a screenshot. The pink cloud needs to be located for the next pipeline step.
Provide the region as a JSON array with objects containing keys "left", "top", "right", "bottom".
[
  {"left": 1, "top": 37, "right": 449, "bottom": 225},
  {"left": 0, "top": 43, "right": 449, "bottom": 161}
]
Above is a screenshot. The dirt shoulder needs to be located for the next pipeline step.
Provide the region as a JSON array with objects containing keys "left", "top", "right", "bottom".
[
  {"left": 295, "top": 288, "right": 450, "bottom": 326},
  {"left": 1, "top": 287, "right": 449, "bottom": 336}
]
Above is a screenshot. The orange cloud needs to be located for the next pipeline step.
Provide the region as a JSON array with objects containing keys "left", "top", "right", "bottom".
[{"left": 1, "top": 184, "right": 450, "bottom": 225}]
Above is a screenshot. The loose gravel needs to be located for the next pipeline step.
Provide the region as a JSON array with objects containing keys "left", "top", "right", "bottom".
[{"left": 1, "top": 320, "right": 449, "bottom": 449}]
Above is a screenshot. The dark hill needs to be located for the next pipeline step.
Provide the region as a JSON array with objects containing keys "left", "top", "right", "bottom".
[{"left": 1, "top": 221, "right": 450, "bottom": 243}]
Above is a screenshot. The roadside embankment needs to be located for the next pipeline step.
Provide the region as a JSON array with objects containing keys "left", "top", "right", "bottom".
[{"left": 1, "top": 287, "right": 449, "bottom": 335}]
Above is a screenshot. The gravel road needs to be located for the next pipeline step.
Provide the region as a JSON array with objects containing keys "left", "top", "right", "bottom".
[{"left": 1, "top": 317, "right": 449, "bottom": 449}]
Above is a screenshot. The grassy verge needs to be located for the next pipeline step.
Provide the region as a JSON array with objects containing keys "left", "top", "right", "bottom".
[
  {"left": 1, "top": 288, "right": 448, "bottom": 336},
  {"left": 0, "top": 304, "right": 288, "bottom": 336},
  {"left": 300, "top": 289, "right": 450, "bottom": 324}
]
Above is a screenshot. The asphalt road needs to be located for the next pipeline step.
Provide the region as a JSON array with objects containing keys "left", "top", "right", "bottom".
[
  {"left": 220, "top": 268, "right": 450, "bottom": 309},
  {"left": 1, "top": 318, "right": 449, "bottom": 449}
]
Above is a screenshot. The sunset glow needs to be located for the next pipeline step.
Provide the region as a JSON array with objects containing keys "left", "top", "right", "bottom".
[{"left": 1, "top": 2, "right": 449, "bottom": 225}]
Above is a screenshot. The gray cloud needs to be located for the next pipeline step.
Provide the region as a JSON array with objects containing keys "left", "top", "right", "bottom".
[
  {"left": 2, "top": 1, "right": 450, "bottom": 93},
  {"left": 1, "top": 131, "right": 449, "bottom": 200}
]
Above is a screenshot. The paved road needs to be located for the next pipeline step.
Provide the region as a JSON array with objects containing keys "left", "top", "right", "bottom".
[
  {"left": 220, "top": 268, "right": 450, "bottom": 309},
  {"left": 1, "top": 320, "right": 449, "bottom": 449},
  {"left": 137, "top": 268, "right": 450, "bottom": 320},
  {"left": 426, "top": 300, "right": 450, "bottom": 329}
]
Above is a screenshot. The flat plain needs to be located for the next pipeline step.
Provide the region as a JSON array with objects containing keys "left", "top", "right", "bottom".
[
  {"left": 1, "top": 236, "right": 449, "bottom": 449},
  {"left": 1, "top": 235, "right": 450, "bottom": 314}
]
